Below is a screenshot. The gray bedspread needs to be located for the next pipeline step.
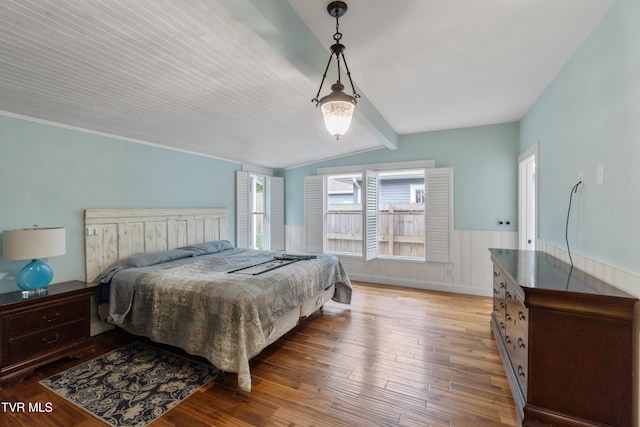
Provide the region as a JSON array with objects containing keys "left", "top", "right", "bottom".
[{"left": 107, "top": 248, "right": 351, "bottom": 391}]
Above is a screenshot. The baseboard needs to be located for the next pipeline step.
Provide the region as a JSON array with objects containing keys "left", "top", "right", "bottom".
[{"left": 348, "top": 273, "right": 493, "bottom": 297}]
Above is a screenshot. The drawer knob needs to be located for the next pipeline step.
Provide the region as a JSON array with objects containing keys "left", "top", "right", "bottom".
[
  {"left": 42, "top": 334, "right": 60, "bottom": 345},
  {"left": 518, "top": 338, "right": 526, "bottom": 349},
  {"left": 518, "top": 311, "right": 526, "bottom": 321},
  {"left": 518, "top": 366, "right": 526, "bottom": 378},
  {"left": 42, "top": 313, "right": 60, "bottom": 323}
]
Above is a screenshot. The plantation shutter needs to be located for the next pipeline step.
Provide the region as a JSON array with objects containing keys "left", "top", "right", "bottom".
[
  {"left": 236, "top": 170, "right": 250, "bottom": 249},
  {"left": 269, "top": 176, "right": 285, "bottom": 251},
  {"left": 304, "top": 175, "right": 324, "bottom": 253},
  {"left": 364, "top": 170, "right": 378, "bottom": 261},
  {"left": 425, "top": 168, "right": 453, "bottom": 262}
]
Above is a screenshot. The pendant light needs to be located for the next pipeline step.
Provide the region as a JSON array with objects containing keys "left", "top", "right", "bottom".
[{"left": 312, "top": 1, "right": 360, "bottom": 140}]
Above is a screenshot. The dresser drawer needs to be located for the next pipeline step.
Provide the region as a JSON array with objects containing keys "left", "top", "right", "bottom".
[
  {"left": 6, "top": 319, "right": 89, "bottom": 365},
  {"left": 508, "top": 298, "right": 528, "bottom": 336},
  {"left": 512, "top": 332, "right": 528, "bottom": 397},
  {"left": 493, "top": 266, "right": 506, "bottom": 330},
  {"left": 505, "top": 286, "right": 529, "bottom": 394},
  {"left": 6, "top": 298, "right": 88, "bottom": 338},
  {"left": 493, "top": 266, "right": 506, "bottom": 296}
]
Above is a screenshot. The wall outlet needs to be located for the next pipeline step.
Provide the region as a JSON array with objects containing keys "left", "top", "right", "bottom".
[{"left": 578, "top": 171, "right": 584, "bottom": 187}]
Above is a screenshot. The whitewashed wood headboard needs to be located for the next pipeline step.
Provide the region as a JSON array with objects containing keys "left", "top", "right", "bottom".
[{"left": 84, "top": 208, "right": 229, "bottom": 282}]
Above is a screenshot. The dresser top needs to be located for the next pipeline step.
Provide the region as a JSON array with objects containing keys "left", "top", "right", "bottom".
[{"left": 489, "top": 249, "right": 635, "bottom": 299}]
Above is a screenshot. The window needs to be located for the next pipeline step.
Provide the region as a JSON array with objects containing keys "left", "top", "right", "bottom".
[
  {"left": 410, "top": 184, "right": 425, "bottom": 203},
  {"left": 249, "top": 174, "right": 266, "bottom": 249},
  {"left": 378, "top": 170, "right": 425, "bottom": 258},
  {"left": 305, "top": 162, "right": 452, "bottom": 263},
  {"left": 237, "top": 171, "right": 284, "bottom": 250},
  {"left": 326, "top": 173, "right": 362, "bottom": 255}
]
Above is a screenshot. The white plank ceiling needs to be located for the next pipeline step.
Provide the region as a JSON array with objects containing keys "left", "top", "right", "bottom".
[{"left": 0, "top": 0, "right": 614, "bottom": 169}]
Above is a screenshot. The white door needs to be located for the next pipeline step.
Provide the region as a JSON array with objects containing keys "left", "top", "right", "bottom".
[{"left": 518, "top": 149, "right": 536, "bottom": 250}]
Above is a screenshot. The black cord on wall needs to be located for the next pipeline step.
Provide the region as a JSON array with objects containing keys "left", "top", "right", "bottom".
[{"left": 565, "top": 180, "right": 582, "bottom": 268}]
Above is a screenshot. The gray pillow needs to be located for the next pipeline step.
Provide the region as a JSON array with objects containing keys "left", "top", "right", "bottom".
[
  {"left": 179, "top": 240, "right": 234, "bottom": 255},
  {"left": 94, "top": 249, "right": 194, "bottom": 284}
]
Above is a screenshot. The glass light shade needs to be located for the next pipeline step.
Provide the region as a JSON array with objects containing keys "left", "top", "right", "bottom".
[
  {"left": 318, "top": 83, "right": 356, "bottom": 140},
  {"left": 3, "top": 227, "right": 66, "bottom": 297}
]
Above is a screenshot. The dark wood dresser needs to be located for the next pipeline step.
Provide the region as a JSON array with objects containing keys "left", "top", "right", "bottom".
[
  {"left": 490, "top": 249, "right": 637, "bottom": 426},
  {"left": 0, "top": 280, "right": 95, "bottom": 387}
]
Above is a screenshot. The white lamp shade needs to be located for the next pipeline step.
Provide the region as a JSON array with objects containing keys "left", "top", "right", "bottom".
[
  {"left": 321, "top": 100, "right": 355, "bottom": 139},
  {"left": 318, "top": 82, "right": 357, "bottom": 139},
  {"left": 3, "top": 227, "right": 66, "bottom": 261}
]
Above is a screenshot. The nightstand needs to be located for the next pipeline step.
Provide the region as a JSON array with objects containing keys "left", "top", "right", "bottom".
[{"left": 0, "top": 280, "right": 96, "bottom": 387}]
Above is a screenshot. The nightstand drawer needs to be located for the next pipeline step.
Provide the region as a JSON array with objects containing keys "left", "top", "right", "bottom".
[
  {"left": 6, "top": 298, "right": 88, "bottom": 338},
  {"left": 1, "top": 281, "right": 96, "bottom": 387},
  {"left": 7, "top": 319, "right": 89, "bottom": 365}
]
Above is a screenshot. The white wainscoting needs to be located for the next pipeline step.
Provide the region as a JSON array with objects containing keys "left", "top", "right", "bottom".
[
  {"left": 285, "top": 224, "right": 304, "bottom": 254},
  {"left": 288, "top": 223, "right": 639, "bottom": 297},
  {"left": 286, "top": 225, "right": 518, "bottom": 296},
  {"left": 538, "top": 240, "right": 640, "bottom": 298}
]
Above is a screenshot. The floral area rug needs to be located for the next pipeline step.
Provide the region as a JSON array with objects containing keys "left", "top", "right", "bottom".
[{"left": 40, "top": 342, "right": 220, "bottom": 427}]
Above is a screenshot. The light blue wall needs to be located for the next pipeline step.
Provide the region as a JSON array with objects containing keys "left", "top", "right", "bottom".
[
  {"left": 283, "top": 122, "right": 520, "bottom": 230},
  {"left": 0, "top": 116, "right": 240, "bottom": 294},
  {"left": 520, "top": 0, "right": 640, "bottom": 274}
]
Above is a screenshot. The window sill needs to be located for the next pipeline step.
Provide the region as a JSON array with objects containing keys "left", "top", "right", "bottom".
[
  {"left": 376, "top": 255, "right": 425, "bottom": 263},
  {"left": 331, "top": 253, "right": 426, "bottom": 264}
]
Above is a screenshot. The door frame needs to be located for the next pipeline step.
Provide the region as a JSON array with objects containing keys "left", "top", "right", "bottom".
[{"left": 518, "top": 144, "right": 538, "bottom": 250}]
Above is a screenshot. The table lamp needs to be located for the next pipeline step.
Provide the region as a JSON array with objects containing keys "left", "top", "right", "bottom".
[{"left": 3, "top": 227, "right": 66, "bottom": 298}]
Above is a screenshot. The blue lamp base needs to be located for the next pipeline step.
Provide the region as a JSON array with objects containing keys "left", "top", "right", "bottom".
[{"left": 16, "top": 259, "right": 53, "bottom": 298}]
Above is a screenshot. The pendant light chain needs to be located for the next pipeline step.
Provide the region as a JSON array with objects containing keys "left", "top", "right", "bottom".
[
  {"left": 312, "top": 54, "right": 334, "bottom": 106},
  {"left": 331, "top": 10, "right": 358, "bottom": 100},
  {"left": 341, "top": 51, "right": 359, "bottom": 101},
  {"left": 311, "top": 1, "right": 360, "bottom": 139},
  {"left": 334, "top": 13, "right": 342, "bottom": 43},
  {"left": 312, "top": 10, "right": 347, "bottom": 106}
]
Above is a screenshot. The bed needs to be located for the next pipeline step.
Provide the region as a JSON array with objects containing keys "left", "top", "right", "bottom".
[{"left": 84, "top": 208, "right": 351, "bottom": 391}]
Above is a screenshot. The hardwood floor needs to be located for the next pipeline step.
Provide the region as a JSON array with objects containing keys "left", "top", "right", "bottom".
[{"left": 0, "top": 282, "right": 517, "bottom": 426}]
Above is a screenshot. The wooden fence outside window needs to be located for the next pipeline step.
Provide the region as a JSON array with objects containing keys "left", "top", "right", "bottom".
[{"left": 326, "top": 203, "right": 425, "bottom": 257}]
